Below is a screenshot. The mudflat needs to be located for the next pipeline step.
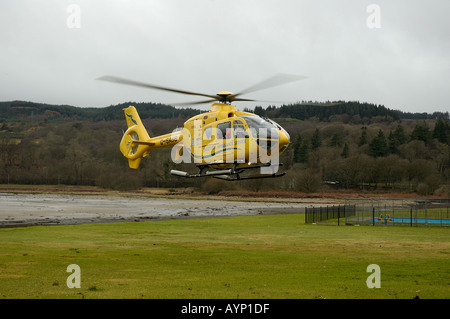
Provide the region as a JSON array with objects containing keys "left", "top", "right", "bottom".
[{"left": 0, "top": 192, "right": 341, "bottom": 228}]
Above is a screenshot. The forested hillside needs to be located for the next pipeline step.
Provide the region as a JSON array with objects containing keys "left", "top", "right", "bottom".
[
  {"left": 0, "top": 101, "right": 200, "bottom": 122},
  {"left": 0, "top": 100, "right": 449, "bottom": 195},
  {"left": 1, "top": 100, "right": 448, "bottom": 122}
]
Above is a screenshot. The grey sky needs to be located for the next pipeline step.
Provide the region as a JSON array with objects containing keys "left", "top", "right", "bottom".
[{"left": 1, "top": 0, "right": 449, "bottom": 113}]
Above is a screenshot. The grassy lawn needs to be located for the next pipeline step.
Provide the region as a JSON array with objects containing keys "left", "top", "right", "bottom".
[{"left": 0, "top": 214, "right": 448, "bottom": 299}]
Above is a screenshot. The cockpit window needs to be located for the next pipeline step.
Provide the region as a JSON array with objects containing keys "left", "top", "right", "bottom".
[
  {"left": 266, "top": 118, "right": 290, "bottom": 141},
  {"left": 241, "top": 116, "right": 278, "bottom": 139},
  {"left": 241, "top": 116, "right": 273, "bottom": 129}
]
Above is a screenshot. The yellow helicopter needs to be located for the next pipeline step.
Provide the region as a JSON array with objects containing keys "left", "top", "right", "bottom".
[{"left": 98, "top": 74, "right": 304, "bottom": 181}]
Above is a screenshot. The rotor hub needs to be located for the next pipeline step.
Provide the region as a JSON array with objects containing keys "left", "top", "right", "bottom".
[
  {"left": 216, "top": 91, "right": 233, "bottom": 96},
  {"left": 216, "top": 91, "right": 234, "bottom": 103}
]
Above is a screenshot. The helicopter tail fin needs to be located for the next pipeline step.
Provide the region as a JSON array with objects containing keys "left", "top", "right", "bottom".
[{"left": 120, "top": 106, "right": 154, "bottom": 169}]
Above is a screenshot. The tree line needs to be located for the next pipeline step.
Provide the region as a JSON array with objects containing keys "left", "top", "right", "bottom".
[
  {"left": 0, "top": 101, "right": 200, "bottom": 122},
  {"left": 251, "top": 101, "right": 449, "bottom": 122},
  {"left": 0, "top": 100, "right": 449, "bottom": 195},
  {"left": 1, "top": 100, "right": 449, "bottom": 123}
]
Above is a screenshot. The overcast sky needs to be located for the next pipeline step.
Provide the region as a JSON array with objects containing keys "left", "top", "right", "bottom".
[{"left": 1, "top": 0, "right": 449, "bottom": 113}]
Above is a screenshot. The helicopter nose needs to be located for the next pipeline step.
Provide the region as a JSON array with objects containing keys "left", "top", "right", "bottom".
[{"left": 278, "top": 130, "right": 290, "bottom": 152}]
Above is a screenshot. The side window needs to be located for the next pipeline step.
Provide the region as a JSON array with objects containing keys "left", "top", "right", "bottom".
[
  {"left": 204, "top": 127, "right": 213, "bottom": 140},
  {"left": 217, "top": 122, "right": 231, "bottom": 140},
  {"left": 233, "top": 120, "right": 247, "bottom": 138}
]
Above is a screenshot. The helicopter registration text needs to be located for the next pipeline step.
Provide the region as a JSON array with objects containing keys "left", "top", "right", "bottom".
[{"left": 160, "top": 135, "right": 180, "bottom": 146}]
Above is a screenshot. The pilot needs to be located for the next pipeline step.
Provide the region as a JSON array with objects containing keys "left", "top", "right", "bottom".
[{"left": 225, "top": 128, "right": 232, "bottom": 139}]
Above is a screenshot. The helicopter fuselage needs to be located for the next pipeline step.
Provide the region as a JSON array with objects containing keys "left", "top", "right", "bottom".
[{"left": 121, "top": 103, "right": 290, "bottom": 171}]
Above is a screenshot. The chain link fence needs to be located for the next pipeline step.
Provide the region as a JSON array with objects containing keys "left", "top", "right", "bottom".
[{"left": 305, "top": 198, "right": 450, "bottom": 227}]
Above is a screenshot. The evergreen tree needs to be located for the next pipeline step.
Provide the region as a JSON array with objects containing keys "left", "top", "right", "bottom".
[
  {"left": 388, "top": 131, "right": 398, "bottom": 154},
  {"left": 358, "top": 126, "right": 368, "bottom": 146},
  {"left": 341, "top": 143, "right": 349, "bottom": 158},
  {"left": 410, "top": 121, "right": 431, "bottom": 143},
  {"left": 311, "top": 128, "right": 322, "bottom": 150},
  {"left": 394, "top": 124, "right": 407, "bottom": 144},
  {"left": 369, "top": 129, "right": 389, "bottom": 157},
  {"left": 388, "top": 125, "right": 406, "bottom": 154},
  {"left": 433, "top": 116, "right": 449, "bottom": 144},
  {"left": 329, "top": 133, "right": 342, "bottom": 147},
  {"left": 294, "top": 136, "right": 310, "bottom": 163},
  {"left": 253, "top": 106, "right": 265, "bottom": 117},
  {"left": 293, "top": 136, "right": 303, "bottom": 163}
]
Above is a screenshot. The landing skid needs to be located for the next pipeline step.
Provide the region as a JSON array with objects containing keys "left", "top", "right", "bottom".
[{"left": 170, "top": 163, "right": 285, "bottom": 181}]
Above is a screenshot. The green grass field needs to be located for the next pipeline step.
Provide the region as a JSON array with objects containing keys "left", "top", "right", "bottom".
[{"left": 0, "top": 214, "right": 448, "bottom": 299}]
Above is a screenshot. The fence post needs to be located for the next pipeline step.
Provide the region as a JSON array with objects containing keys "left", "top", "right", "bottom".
[
  {"left": 392, "top": 200, "right": 395, "bottom": 225},
  {"left": 446, "top": 199, "right": 450, "bottom": 219},
  {"left": 338, "top": 206, "right": 340, "bottom": 226},
  {"left": 410, "top": 208, "right": 412, "bottom": 227},
  {"left": 343, "top": 205, "right": 346, "bottom": 224},
  {"left": 372, "top": 207, "right": 375, "bottom": 226}
]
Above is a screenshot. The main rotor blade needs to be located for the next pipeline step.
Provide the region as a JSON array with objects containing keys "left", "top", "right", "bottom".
[
  {"left": 171, "top": 99, "right": 219, "bottom": 106},
  {"left": 173, "top": 97, "right": 261, "bottom": 106},
  {"left": 231, "top": 73, "right": 307, "bottom": 100},
  {"left": 231, "top": 98, "right": 258, "bottom": 102},
  {"left": 97, "top": 76, "right": 218, "bottom": 100}
]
